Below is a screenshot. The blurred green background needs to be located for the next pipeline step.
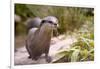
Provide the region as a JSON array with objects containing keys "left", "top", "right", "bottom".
[{"left": 15, "top": 4, "right": 94, "bottom": 36}]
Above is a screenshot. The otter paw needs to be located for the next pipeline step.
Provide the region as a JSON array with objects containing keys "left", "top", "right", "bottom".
[{"left": 46, "top": 56, "right": 52, "bottom": 63}]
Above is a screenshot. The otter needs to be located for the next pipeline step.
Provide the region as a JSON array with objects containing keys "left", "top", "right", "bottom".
[{"left": 26, "top": 16, "right": 58, "bottom": 62}]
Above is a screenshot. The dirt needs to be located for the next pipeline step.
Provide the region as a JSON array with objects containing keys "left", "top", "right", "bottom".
[{"left": 14, "top": 35, "right": 76, "bottom": 65}]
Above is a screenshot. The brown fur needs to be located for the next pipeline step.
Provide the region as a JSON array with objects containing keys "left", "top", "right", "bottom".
[{"left": 26, "top": 23, "right": 53, "bottom": 62}]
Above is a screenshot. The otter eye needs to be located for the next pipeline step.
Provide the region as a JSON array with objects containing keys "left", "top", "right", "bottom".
[{"left": 48, "top": 21, "right": 53, "bottom": 23}]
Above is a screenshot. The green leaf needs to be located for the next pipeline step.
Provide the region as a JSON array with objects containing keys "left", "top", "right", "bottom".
[{"left": 71, "top": 49, "right": 80, "bottom": 62}]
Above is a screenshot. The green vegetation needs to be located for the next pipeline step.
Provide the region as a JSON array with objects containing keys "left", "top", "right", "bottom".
[
  {"left": 15, "top": 4, "right": 93, "bottom": 35},
  {"left": 53, "top": 32, "right": 94, "bottom": 63}
]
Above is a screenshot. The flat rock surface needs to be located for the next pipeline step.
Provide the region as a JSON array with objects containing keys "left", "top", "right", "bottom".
[{"left": 14, "top": 35, "right": 76, "bottom": 65}]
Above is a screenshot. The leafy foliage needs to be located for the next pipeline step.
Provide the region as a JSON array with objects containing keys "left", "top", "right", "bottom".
[{"left": 53, "top": 33, "right": 94, "bottom": 63}]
